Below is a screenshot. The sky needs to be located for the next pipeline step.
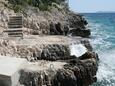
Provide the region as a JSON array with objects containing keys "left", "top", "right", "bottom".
[{"left": 69, "top": 0, "right": 115, "bottom": 13}]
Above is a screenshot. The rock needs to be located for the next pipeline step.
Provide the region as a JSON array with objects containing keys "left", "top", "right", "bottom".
[
  {"left": 82, "top": 17, "right": 88, "bottom": 25},
  {"left": 69, "top": 28, "right": 91, "bottom": 37},
  {"left": 64, "top": 57, "right": 98, "bottom": 86},
  {"left": 52, "top": 69, "right": 77, "bottom": 86},
  {"left": 49, "top": 22, "right": 61, "bottom": 35},
  {"left": 41, "top": 44, "right": 70, "bottom": 61},
  {"left": 0, "top": 5, "right": 87, "bottom": 36},
  {"left": 19, "top": 61, "right": 67, "bottom": 86},
  {"left": 80, "top": 39, "right": 93, "bottom": 51},
  {"left": 18, "top": 54, "right": 98, "bottom": 86},
  {"left": 63, "top": 25, "right": 69, "bottom": 35},
  {"left": 68, "top": 11, "right": 87, "bottom": 29},
  {"left": 23, "top": 17, "right": 49, "bottom": 35},
  {"left": 19, "top": 70, "right": 42, "bottom": 86},
  {"left": 0, "top": 36, "right": 72, "bottom": 61},
  {"left": 55, "top": 22, "right": 63, "bottom": 35},
  {"left": 79, "top": 51, "right": 99, "bottom": 60},
  {"left": 49, "top": 22, "right": 69, "bottom": 35}
]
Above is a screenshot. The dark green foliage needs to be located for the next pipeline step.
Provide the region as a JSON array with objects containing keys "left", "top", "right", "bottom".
[{"left": 7, "top": 0, "right": 67, "bottom": 11}]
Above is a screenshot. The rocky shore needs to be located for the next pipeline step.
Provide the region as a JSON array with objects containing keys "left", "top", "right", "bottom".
[{"left": 0, "top": 1, "right": 98, "bottom": 86}]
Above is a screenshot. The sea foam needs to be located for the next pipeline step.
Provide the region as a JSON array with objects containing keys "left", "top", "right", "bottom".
[{"left": 70, "top": 43, "right": 87, "bottom": 57}]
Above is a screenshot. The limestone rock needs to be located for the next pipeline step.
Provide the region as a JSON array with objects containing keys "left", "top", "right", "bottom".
[
  {"left": 69, "top": 28, "right": 91, "bottom": 37},
  {"left": 49, "top": 22, "right": 69, "bottom": 35},
  {"left": 52, "top": 69, "right": 77, "bottom": 86},
  {"left": 64, "top": 52, "right": 98, "bottom": 86},
  {"left": 79, "top": 51, "right": 99, "bottom": 61},
  {"left": 80, "top": 39, "right": 93, "bottom": 51},
  {"left": 68, "top": 11, "right": 87, "bottom": 29},
  {"left": 18, "top": 51, "right": 98, "bottom": 86},
  {"left": 41, "top": 44, "right": 70, "bottom": 61}
]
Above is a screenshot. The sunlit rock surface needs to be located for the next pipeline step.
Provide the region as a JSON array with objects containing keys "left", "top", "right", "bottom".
[
  {"left": 0, "top": 56, "right": 26, "bottom": 86},
  {"left": 0, "top": 35, "right": 98, "bottom": 86}
]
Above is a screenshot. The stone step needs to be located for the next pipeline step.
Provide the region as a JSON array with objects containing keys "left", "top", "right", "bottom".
[
  {"left": 8, "top": 25, "right": 23, "bottom": 28},
  {"left": 8, "top": 23, "right": 22, "bottom": 26},
  {"left": 9, "top": 19, "right": 22, "bottom": 21},
  {"left": 8, "top": 21, "right": 22, "bottom": 23},
  {"left": 9, "top": 17, "right": 22, "bottom": 19},
  {"left": 9, "top": 19, "right": 22, "bottom": 22},
  {"left": 10, "top": 16, "right": 22, "bottom": 18},
  {"left": 4, "top": 29, "right": 23, "bottom": 32},
  {"left": 6, "top": 16, "right": 23, "bottom": 38},
  {"left": 8, "top": 32, "right": 23, "bottom": 35},
  {"left": 5, "top": 32, "right": 22, "bottom": 35},
  {"left": 9, "top": 16, "right": 22, "bottom": 19},
  {"left": 9, "top": 20, "right": 22, "bottom": 23},
  {"left": 8, "top": 34, "right": 23, "bottom": 37}
]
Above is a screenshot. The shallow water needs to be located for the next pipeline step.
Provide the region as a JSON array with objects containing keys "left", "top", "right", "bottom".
[{"left": 83, "top": 13, "right": 115, "bottom": 86}]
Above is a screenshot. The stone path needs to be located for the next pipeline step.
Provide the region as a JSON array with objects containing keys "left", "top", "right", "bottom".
[{"left": 5, "top": 35, "right": 70, "bottom": 45}]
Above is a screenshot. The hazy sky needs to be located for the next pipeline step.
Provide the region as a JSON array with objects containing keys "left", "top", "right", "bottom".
[{"left": 69, "top": 0, "right": 115, "bottom": 13}]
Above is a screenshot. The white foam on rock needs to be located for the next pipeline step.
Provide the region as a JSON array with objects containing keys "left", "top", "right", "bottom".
[{"left": 70, "top": 43, "right": 87, "bottom": 57}]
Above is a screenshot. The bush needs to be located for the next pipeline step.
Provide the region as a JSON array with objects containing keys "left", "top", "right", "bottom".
[
  {"left": 13, "top": 5, "right": 22, "bottom": 12},
  {"left": 7, "top": 0, "right": 67, "bottom": 11}
]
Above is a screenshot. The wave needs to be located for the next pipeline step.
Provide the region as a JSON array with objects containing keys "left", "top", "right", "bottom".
[
  {"left": 92, "top": 50, "right": 115, "bottom": 86},
  {"left": 84, "top": 13, "right": 115, "bottom": 86},
  {"left": 70, "top": 43, "right": 87, "bottom": 57}
]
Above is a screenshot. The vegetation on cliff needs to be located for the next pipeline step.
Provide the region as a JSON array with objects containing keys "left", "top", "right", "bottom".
[{"left": 6, "top": 0, "right": 68, "bottom": 12}]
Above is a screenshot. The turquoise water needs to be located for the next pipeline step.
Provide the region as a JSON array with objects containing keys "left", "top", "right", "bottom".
[{"left": 83, "top": 13, "right": 115, "bottom": 86}]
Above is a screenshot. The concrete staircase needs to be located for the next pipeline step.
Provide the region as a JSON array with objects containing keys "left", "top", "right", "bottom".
[{"left": 4, "top": 16, "right": 23, "bottom": 37}]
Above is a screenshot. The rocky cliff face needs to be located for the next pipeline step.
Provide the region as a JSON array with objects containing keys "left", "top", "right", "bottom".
[
  {"left": 0, "top": 1, "right": 98, "bottom": 86},
  {"left": 19, "top": 51, "right": 98, "bottom": 86},
  {"left": 0, "top": 36, "right": 98, "bottom": 86},
  {"left": 0, "top": 1, "right": 90, "bottom": 37}
]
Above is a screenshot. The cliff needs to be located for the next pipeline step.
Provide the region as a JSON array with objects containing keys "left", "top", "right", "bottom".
[
  {"left": 0, "top": 0, "right": 98, "bottom": 86},
  {"left": 0, "top": 0, "right": 90, "bottom": 37}
]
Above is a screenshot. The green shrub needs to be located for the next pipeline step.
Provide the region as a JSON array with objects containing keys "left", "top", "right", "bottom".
[
  {"left": 13, "top": 5, "right": 22, "bottom": 12},
  {"left": 7, "top": 0, "right": 67, "bottom": 11}
]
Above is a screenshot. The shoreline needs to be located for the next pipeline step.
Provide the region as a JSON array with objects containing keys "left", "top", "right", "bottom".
[{"left": 0, "top": 1, "right": 99, "bottom": 86}]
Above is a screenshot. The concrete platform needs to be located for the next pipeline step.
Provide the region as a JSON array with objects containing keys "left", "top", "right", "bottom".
[{"left": 0, "top": 56, "right": 26, "bottom": 86}]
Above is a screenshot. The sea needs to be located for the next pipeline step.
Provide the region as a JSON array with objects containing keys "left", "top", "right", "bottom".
[{"left": 82, "top": 13, "right": 115, "bottom": 86}]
